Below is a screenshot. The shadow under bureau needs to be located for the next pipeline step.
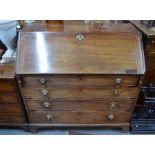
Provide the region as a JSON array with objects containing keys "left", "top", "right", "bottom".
[{"left": 16, "top": 22, "right": 145, "bottom": 132}]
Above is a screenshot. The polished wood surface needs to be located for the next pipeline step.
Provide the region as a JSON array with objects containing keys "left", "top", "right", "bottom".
[
  {"left": 17, "top": 22, "right": 145, "bottom": 132},
  {"left": 22, "top": 75, "right": 139, "bottom": 87},
  {"left": 17, "top": 23, "right": 145, "bottom": 75},
  {"left": 0, "top": 80, "right": 15, "bottom": 93},
  {"left": 46, "top": 21, "right": 140, "bottom": 33},
  {"left": 0, "top": 61, "right": 15, "bottom": 79},
  {"left": 0, "top": 60, "right": 27, "bottom": 126},
  {"left": 0, "top": 104, "right": 23, "bottom": 113},
  {"left": 0, "top": 94, "right": 18, "bottom": 104},
  {"left": 0, "top": 113, "right": 25, "bottom": 123},
  {"left": 131, "top": 21, "right": 155, "bottom": 38},
  {"left": 131, "top": 21, "right": 155, "bottom": 85},
  {"left": 130, "top": 21, "right": 155, "bottom": 131},
  {"left": 21, "top": 21, "right": 139, "bottom": 33},
  {"left": 29, "top": 111, "right": 131, "bottom": 124},
  {"left": 23, "top": 87, "right": 139, "bottom": 99}
]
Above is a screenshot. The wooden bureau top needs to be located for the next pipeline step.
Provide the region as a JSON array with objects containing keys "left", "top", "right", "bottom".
[{"left": 17, "top": 23, "right": 145, "bottom": 75}]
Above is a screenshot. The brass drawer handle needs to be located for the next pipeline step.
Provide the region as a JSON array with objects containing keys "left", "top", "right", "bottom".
[
  {"left": 76, "top": 33, "right": 84, "bottom": 41},
  {"left": 115, "top": 78, "right": 122, "bottom": 86},
  {"left": 39, "top": 78, "right": 47, "bottom": 85},
  {"left": 113, "top": 90, "right": 119, "bottom": 97},
  {"left": 110, "top": 102, "right": 118, "bottom": 111},
  {"left": 46, "top": 114, "right": 53, "bottom": 121},
  {"left": 43, "top": 101, "right": 50, "bottom": 108},
  {"left": 107, "top": 114, "right": 114, "bottom": 120},
  {"left": 41, "top": 89, "right": 48, "bottom": 96}
]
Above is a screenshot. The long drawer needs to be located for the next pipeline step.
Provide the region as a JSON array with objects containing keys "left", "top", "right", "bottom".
[
  {"left": 22, "top": 75, "right": 138, "bottom": 88},
  {"left": 26, "top": 99, "right": 136, "bottom": 111},
  {"left": 0, "top": 113, "right": 25, "bottom": 123},
  {"left": 29, "top": 111, "right": 132, "bottom": 124},
  {"left": 23, "top": 87, "right": 139, "bottom": 99},
  {"left": 0, "top": 93, "right": 18, "bottom": 104}
]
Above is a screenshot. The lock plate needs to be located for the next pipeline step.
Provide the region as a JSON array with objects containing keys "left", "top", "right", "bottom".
[{"left": 76, "top": 33, "right": 84, "bottom": 41}]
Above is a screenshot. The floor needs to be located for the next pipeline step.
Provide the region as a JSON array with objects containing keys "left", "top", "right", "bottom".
[{"left": 0, "top": 128, "right": 130, "bottom": 135}]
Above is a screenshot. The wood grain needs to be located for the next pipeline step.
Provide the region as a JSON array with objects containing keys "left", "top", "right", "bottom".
[
  {"left": 0, "top": 104, "right": 23, "bottom": 113},
  {"left": 0, "top": 113, "right": 25, "bottom": 123},
  {"left": 26, "top": 99, "right": 136, "bottom": 111},
  {"left": 0, "top": 81, "right": 15, "bottom": 93},
  {"left": 29, "top": 110, "right": 132, "bottom": 124},
  {"left": 0, "top": 94, "right": 18, "bottom": 104},
  {"left": 0, "top": 60, "right": 28, "bottom": 126},
  {"left": 23, "top": 87, "right": 139, "bottom": 99},
  {"left": 17, "top": 22, "right": 144, "bottom": 131}
]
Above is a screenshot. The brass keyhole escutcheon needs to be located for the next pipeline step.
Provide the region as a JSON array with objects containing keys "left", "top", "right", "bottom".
[{"left": 76, "top": 33, "right": 84, "bottom": 41}]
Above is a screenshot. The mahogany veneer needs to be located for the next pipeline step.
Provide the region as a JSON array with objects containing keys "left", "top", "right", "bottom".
[{"left": 17, "top": 21, "right": 145, "bottom": 132}]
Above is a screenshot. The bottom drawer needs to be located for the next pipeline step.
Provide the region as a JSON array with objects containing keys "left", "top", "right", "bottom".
[
  {"left": 0, "top": 113, "right": 25, "bottom": 124},
  {"left": 29, "top": 111, "right": 132, "bottom": 124}
]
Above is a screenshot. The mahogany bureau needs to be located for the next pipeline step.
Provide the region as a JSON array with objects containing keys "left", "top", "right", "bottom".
[
  {"left": 16, "top": 22, "right": 145, "bottom": 132},
  {"left": 0, "top": 59, "right": 27, "bottom": 129}
]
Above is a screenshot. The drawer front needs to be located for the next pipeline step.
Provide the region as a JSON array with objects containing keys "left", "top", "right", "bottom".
[
  {"left": 22, "top": 75, "right": 138, "bottom": 88},
  {"left": 23, "top": 87, "right": 139, "bottom": 99},
  {"left": 29, "top": 111, "right": 132, "bottom": 124},
  {"left": 0, "top": 113, "right": 25, "bottom": 123},
  {"left": 0, "top": 94, "right": 18, "bottom": 104},
  {"left": 0, "top": 81, "right": 15, "bottom": 93},
  {"left": 145, "top": 40, "right": 155, "bottom": 53},
  {"left": 0, "top": 104, "right": 23, "bottom": 113},
  {"left": 26, "top": 99, "right": 136, "bottom": 111}
]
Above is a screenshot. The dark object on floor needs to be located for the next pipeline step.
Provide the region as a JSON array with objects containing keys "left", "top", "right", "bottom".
[
  {"left": 131, "top": 86, "right": 155, "bottom": 133},
  {"left": 0, "top": 40, "right": 7, "bottom": 60}
]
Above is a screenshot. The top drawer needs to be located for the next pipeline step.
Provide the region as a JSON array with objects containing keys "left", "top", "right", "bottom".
[
  {"left": 0, "top": 81, "right": 15, "bottom": 93},
  {"left": 21, "top": 75, "right": 139, "bottom": 88}
]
